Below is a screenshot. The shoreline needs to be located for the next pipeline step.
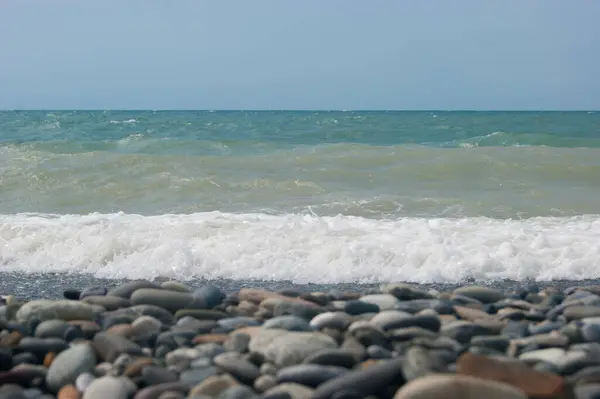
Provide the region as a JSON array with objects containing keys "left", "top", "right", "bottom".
[{"left": 1, "top": 276, "right": 599, "bottom": 397}]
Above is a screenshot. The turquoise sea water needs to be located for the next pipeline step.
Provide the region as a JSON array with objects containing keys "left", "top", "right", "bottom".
[{"left": 1, "top": 111, "right": 600, "bottom": 283}]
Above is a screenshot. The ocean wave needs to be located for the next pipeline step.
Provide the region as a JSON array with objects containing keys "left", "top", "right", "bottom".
[{"left": 1, "top": 212, "right": 600, "bottom": 283}]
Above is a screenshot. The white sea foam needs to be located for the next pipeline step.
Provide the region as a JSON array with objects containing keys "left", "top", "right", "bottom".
[{"left": 1, "top": 212, "right": 600, "bottom": 283}]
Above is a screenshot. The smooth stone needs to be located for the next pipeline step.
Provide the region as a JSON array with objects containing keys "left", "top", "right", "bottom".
[
  {"left": 63, "top": 289, "right": 81, "bottom": 300},
  {"left": 11, "top": 352, "right": 38, "bottom": 366},
  {"left": 344, "top": 301, "right": 380, "bottom": 315},
  {"left": 575, "top": 384, "right": 600, "bottom": 399},
  {"left": 261, "top": 332, "right": 338, "bottom": 367},
  {"left": 583, "top": 324, "right": 600, "bottom": 343},
  {"left": 82, "top": 296, "right": 130, "bottom": 311},
  {"left": 131, "top": 289, "right": 205, "bottom": 313},
  {"left": 83, "top": 376, "right": 135, "bottom": 399},
  {"left": 141, "top": 365, "right": 178, "bottom": 386},
  {"left": 260, "top": 363, "right": 278, "bottom": 375},
  {"left": 453, "top": 305, "right": 490, "bottom": 321},
  {"left": 218, "top": 385, "right": 259, "bottom": 399},
  {"left": 174, "top": 309, "right": 227, "bottom": 321},
  {"left": 441, "top": 321, "right": 497, "bottom": 344},
  {"left": 380, "top": 314, "right": 441, "bottom": 332},
  {"left": 502, "top": 321, "right": 530, "bottom": 339},
  {"left": 195, "top": 343, "right": 227, "bottom": 359},
  {"left": 453, "top": 286, "right": 506, "bottom": 304},
  {"left": 366, "top": 345, "right": 393, "bottom": 359},
  {"left": 46, "top": 343, "right": 97, "bottom": 393},
  {"left": 456, "top": 352, "right": 567, "bottom": 398},
  {"left": 0, "top": 348, "right": 12, "bottom": 372},
  {"left": 383, "top": 284, "right": 434, "bottom": 300},
  {"left": 160, "top": 281, "right": 191, "bottom": 293},
  {"left": 370, "top": 311, "right": 411, "bottom": 330},
  {"left": 389, "top": 326, "right": 438, "bottom": 342},
  {"left": 519, "top": 347, "right": 566, "bottom": 365},
  {"left": 529, "top": 321, "right": 564, "bottom": 335},
  {"left": 302, "top": 349, "right": 359, "bottom": 369},
  {"left": 470, "top": 335, "right": 510, "bottom": 352},
  {"left": 565, "top": 306, "right": 600, "bottom": 321},
  {"left": 131, "top": 315, "right": 163, "bottom": 336},
  {"left": 75, "top": 372, "right": 95, "bottom": 392},
  {"left": 273, "top": 301, "right": 324, "bottom": 320},
  {"left": 276, "top": 364, "right": 348, "bottom": 387},
  {"left": 397, "top": 299, "right": 453, "bottom": 315},
  {"left": 34, "top": 320, "right": 70, "bottom": 339},
  {"left": 188, "top": 374, "right": 239, "bottom": 397},
  {"left": 193, "top": 285, "right": 225, "bottom": 309},
  {"left": 309, "top": 312, "right": 352, "bottom": 331},
  {"left": 224, "top": 333, "right": 251, "bottom": 353},
  {"left": 263, "top": 383, "right": 314, "bottom": 399},
  {"left": 569, "top": 366, "right": 600, "bottom": 385},
  {"left": 179, "top": 367, "right": 219, "bottom": 388},
  {"left": 253, "top": 375, "right": 277, "bottom": 393},
  {"left": 103, "top": 305, "right": 174, "bottom": 326},
  {"left": 393, "top": 374, "right": 527, "bottom": 399},
  {"left": 108, "top": 281, "right": 161, "bottom": 299},
  {"left": 401, "top": 345, "right": 442, "bottom": 381},
  {"left": 64, "top": 325, "right": 85, "bottom": 342},
  {"left": 18, "top": 337, "right": 69, "bottom": 362},
  {"left": 213, "top": 353, "right": 261, "bottom": 383},
  {"left": 313, "top": 357, "right": 405, "bottom": 399},
  {"left": 134, "top": 382, "right": 189, "bottom": 399},
  {"left": 248, "top": 330, "right": 290, "bottom": 355},
  {"left": 92, "top": 332, "right": 143, "bottom": 362},
  {"left": 358, "top": 295, "right": 400, "bottom": 310},
  {"left": 263, "top": 316, "right": 311, "bottom": 332},
  {"left": 79, "top": 286, "right": 108, "bottom": 299},
  {"left": 16, "top": 301, "right": 101, "bottom": 323}
]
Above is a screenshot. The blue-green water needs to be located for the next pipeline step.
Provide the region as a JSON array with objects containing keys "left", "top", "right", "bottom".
[{"left": 1, "top": 111, "right": 600, "bottom": 283}]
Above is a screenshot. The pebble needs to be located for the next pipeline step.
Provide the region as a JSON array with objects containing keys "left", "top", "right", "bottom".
[{"left": 6, "top": 282, "right": 600, "bottom": 398}]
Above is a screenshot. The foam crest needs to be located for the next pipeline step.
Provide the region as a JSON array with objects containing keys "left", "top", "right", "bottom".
[{"left": 2, "top": 212, "right": 600, "bottom": 283}]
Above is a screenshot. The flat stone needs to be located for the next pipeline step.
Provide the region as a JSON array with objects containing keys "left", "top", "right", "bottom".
[
  {"left": 224, "top": 333, "right": 251, "bottom": 353},
  {"left": 441, "top": 321, "right": 497, "bottom": 344},
  {"left": 370, "top": 311, "right": 411, "bottom": 330},
  {"left": 258, "top": 332, "right": 338, "bottom": 367},
  {"left": 107, "top": 280, "right": 161, "bottom": 299},
  {"left": 174, "top": 309, "right": 227, "bottom": 321},
  {"left": 344, "top": 300, "right": 380, "bottom": 315},
  {"left": 565, "top": 306, "right": 600, "bottom": 321},
  {"left": 302, "top": 349, "right": 359, "bottom": 368},
  {"left": 188, "top": 374, "right": 239, "bottom": 397},
  {"left": 16, "top": 301, "right": 102, "bottom": 323},
  {"left": 79, "top": 286, "right": 108, "bottom": 299},
  {"left": 454, "top": 306, "right": 490, "bottom": 321},
  {"left": 470, "top": 335, "right": 510, "bottom": 353},
  {"left": 253, "top": 375, "right": 277, "bottom": 393},
  {"left": 75, "top": 372, "right": 95, "bottom": 392},
  {"left": 457, "top": 352, "right": 566, "bottom": 398},
  {"left": 309, "top": 312, "right": 352, "bottom": 330},
  {"left": 396, "top": 299, "right": 454, "bottom": 315},
  {"left": 179, "top": 367, "right": 219, "bottom": 388},
  {"left": 213, "top": 353, "right": 260, "bottom": 383},
  {"left": 17, "top": 337, "right": 69, "bottom": 362},
  {"left": 453, "top": 286, "right": 506, "bottom": 304},
  {"left": 46, "top": 343, "right": 97, "bottom": 393},
  {"left": 131, "top": 289, "right": 204, "bottom": 313},
  {"left": 141, "top": 365, "right": 178, "bottom": 386},
  {"left": 383, "top": 283, "right": 435, "bottom": 300},
  {"left": 160, "top": 281, "right": 190, "bottom": 293},
  {"left": 57, "top": 384, "right": 81, "bottom": 399},
  {"left": 401, "top": 345, "right": 441, "bottom": 381},
  {"left": 82, "top": 376, "right": 135, "bottom": 399},
  {"left": 102, "top": 305, "right": 174, "bottom": 325},
  {"left": 263, "top": 316, "right": 311, "bottom": 332},
  {"left": 574, "top": 383, "right": 600, "bottom": 399},
  {"left": 133, "top": 382, "right": 189, "bottom": 399},
  {"left": 218, "top": 385, "right": 259, "bottom": 399},
  {"left": 359, "top": 294, "right": 400, "bottom": 310},
  {"left": 81, "top": 296, "right": 130, "bottom": 311},
  {"left": 314, "top": 357, "right": 405, "bottom": 399},
  {"left": 193, "top": 334, "right": 228, "bottom": 345},
  {"left": 393, "top": 374, "right": 527, "bottom": 399},
  {"left": 276, "top": 364, "right": 348, "bottom": 387},
  {"left": 239, "top": 289, "right": 317, "bottom": 308},
  {"left": 35, "top": 320, "right": 70, "bottom": 339},
  {"left": 263, "top": 383, "right": 314, "bottom": 399},
  {"left": 92, "top": 332, "right": 143, "bottom": 362}
]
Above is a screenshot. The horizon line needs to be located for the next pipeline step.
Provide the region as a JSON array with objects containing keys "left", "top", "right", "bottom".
[{"left": 0, "top": 109, "right": 598, "bottom": 112}]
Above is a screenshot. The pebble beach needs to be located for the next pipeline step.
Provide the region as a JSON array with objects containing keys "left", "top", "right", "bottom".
[{"left": 2, "top": 279, "right": 600, "bottom": 398}]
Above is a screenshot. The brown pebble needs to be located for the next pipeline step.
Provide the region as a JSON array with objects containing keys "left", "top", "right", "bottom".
[
  {"left": 124, "top": 357, "right": 155, "bottom": 378},
  {"left": 454, "top": 306, "right": 490, "bottom": 321},
  {"left": 0, "top": 330, "right": 22, "bottom": 347},
  {"left": 456, "top": 352, "right": 567, "bottom": 398},
  {"left": 57, "top": 384, "right": 81, "bottom": 399},
  {"left": 105, "top": 324, "right": 134, "bottom": 337},
  {"left": 193, "top": 334, "right": 228, "bottom": 345},
  {"left": 43, "top": 352, "right": 57, "bottom": 367}
]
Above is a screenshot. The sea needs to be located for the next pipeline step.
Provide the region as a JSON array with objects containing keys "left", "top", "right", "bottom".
[{"left": 1, "top": 110, "right": 600, "bottom": 298}]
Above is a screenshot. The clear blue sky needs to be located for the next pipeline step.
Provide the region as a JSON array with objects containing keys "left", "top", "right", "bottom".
[{"left": 1, "top": 0, "right": 599, "bottom": 110}]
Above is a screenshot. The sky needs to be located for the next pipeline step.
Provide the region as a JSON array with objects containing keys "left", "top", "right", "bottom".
[{"left": 0, "top": 1, "right": 599, "bottom": 110}]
